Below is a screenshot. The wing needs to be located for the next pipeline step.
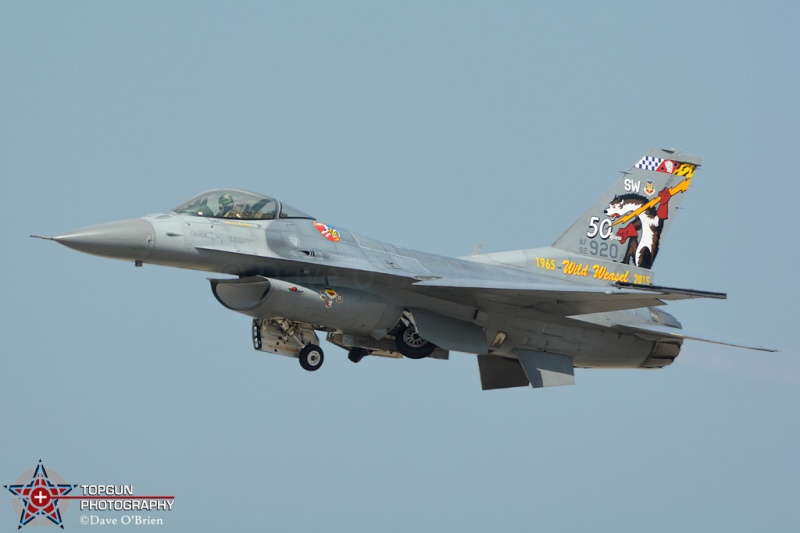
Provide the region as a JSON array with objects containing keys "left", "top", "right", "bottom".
[
  {"left": 194, "top": 245, "right": 727, "bottom": 316},
  {"left": 411, "top": 278, "right": 726, "bottom": 316}
]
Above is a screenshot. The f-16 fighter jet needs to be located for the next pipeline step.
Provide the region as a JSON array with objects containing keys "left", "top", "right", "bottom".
[{"left": 35, "top": 148, "right": 775, "bottom": 390}]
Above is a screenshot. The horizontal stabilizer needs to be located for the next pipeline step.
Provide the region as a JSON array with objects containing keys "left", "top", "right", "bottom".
[
  {"left": 516, "top": 350, "right": 575, "bottom": 388},
  {"left": 614, "top": 323, "right": 778, "bottom": 352},
  {"left": 615, "top": 282, "right": 726, "bottom": 300},
  {"left": 413, "top": 278, "right": 726, "bottom": 316}
]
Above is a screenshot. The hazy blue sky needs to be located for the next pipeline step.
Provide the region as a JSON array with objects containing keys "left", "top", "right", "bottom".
[{"left": 2, "top": 2, "right": 797, "bottom": 532}]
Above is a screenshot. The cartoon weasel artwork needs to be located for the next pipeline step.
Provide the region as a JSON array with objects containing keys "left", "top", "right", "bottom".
[{"left": 604, "top": 188, "right": 671, "bottom": 269}]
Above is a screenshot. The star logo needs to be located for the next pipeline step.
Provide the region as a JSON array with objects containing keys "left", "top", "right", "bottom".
[{"left": 5, "top": 461, "right": 76, "bottom": 529}]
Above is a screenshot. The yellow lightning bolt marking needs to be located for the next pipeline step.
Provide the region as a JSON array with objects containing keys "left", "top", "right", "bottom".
[{"left": 611, "top": 175, "right": 693, "bottom": 227}]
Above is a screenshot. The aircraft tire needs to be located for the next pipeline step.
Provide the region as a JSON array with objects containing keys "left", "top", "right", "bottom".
[
  {"left": 395, "top": 323, "right": 436, "bottom": 359},
  {"left": 347, "top": 347, "right": 369, "bottom": 363},
  {"left": 299, "top": 344, "right": 324, "bottom": 371}
]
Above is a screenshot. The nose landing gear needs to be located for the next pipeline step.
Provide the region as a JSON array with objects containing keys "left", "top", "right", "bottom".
[
  {"left": 252, "top": 318, "right": 325, "bottom": 371},
  {"left": 298, "top": 344, "right": 324, "bottom": 371}
]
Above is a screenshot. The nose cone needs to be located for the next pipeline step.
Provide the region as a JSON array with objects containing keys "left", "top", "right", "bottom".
[{"left": 55, "top": 218, "right": 156, "bottom": 261}]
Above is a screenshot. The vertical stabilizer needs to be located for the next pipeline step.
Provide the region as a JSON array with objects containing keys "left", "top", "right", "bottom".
[{"left": 552, "top": 148, "right": 701, "bottom": 270}]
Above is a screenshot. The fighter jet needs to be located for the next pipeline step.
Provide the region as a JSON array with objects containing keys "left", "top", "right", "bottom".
[{"left": 34, "top": 149, "right": 776, "bottom": 390}]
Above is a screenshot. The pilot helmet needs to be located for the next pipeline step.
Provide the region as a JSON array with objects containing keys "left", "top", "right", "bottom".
[{"left": 219, "top": 194, "right": 234, "bottom": 210}]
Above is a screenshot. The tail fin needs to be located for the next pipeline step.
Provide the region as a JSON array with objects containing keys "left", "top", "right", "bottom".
[{"left": 552, "top": 148, "right": 701, "bottom": 270}]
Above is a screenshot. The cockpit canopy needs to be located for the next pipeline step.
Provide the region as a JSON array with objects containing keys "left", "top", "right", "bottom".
[{"left": 172, "top": 189, "right": 313, "bottom": 221}]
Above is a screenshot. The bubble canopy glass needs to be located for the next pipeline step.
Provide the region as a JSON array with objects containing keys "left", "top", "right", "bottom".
[{"left": 171, "top": 189, "right": 313, "bottom": 220}]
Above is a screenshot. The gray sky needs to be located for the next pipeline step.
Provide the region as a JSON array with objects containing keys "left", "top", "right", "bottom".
[{"left": 2, "top": 2, "right": 797, "bottom": 532}]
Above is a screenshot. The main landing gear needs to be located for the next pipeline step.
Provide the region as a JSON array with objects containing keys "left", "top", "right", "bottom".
[
  {"left": 394, "top": 321, "right": 436, "bottom": 359},
  {"left": 335, "top": 316, "right": 439, "bottom": 362}
]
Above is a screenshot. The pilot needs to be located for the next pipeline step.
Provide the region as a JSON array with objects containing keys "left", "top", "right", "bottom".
[{"left": 217, "top": 194, "right": 236, "bottom": 217}]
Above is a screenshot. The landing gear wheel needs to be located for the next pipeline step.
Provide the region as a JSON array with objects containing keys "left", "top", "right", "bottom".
[
  {"left": 395, "top": 322, "right": 436, "bottom": 359},
  {"left": 299, "top": 344, "right": 324, "bottom": 371},
  {"left": 348, "top": 347, "right": 369, "bottom": 363}
]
